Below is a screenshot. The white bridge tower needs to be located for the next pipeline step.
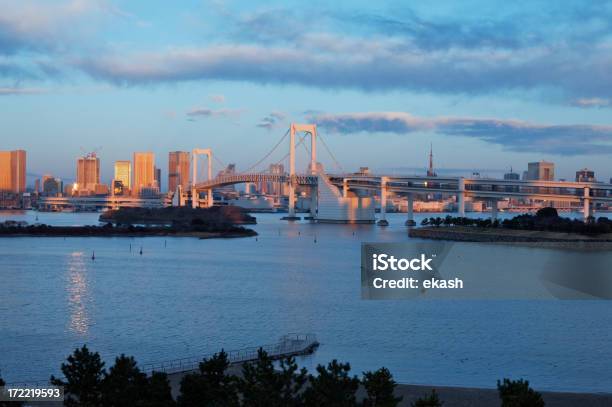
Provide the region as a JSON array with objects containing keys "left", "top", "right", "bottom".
[{"left": 192, "top": 148, "right": 213, "bottom": 208}]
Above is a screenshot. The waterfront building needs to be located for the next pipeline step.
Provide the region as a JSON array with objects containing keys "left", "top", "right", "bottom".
[
  {"left": 34, "top": 178, "right": 40, "bottom": 194},
  {"left": 42, "top": 176, "right": 63, "bottom": 196},
  {"left": 168, "top": 151, "right": 190, "bottom": 193},
  {"left": 133, "top": 152, "right": 157, "bottom": 196},
  {"left": 76, "top": 153, "right": 100, "bottom": 195},
  {"left": 0, "top": 150, "right": 26, "bottom": 193},
  {"left": 215, "top": 164, "right": 237, "bottom": 196},
  {"left": 114, "top": 161, "right": 131, "bottom": 191},
  {"left": 526, "top": 161, "right": 555, "bottom": 181},
  {"left": 576, "top": 168, "right": 595, "bottom": 182}
]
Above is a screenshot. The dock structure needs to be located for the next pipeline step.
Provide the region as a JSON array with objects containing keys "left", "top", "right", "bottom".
[{"left": 141, "top": 333, "right": 319, "bottom": 376}]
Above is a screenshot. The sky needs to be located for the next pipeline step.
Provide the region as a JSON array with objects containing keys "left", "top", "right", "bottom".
[{"left": 1, "top": 0, "right": 612, "bottom": 187}]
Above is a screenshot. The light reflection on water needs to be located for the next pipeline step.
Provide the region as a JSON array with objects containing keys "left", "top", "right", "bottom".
[
  {"left": 0, "top": 210, "right": 611, "bottom": 393},
  {"left": 66, "top": 252, "right": 91, "bottom": 336}
]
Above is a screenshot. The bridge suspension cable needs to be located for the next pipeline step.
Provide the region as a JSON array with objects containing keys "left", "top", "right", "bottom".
[
  {"left": 239, "top": 129, "right": 290, "bottom": 174},
  {"left": 317, "top": 132, "right": 344, "bottom": 172},
  {"left": 270, "top": 133, "right": 309, "bottom": 168},
  {"left": 212, "top": 153, "right": 226, "bottom": 170}
]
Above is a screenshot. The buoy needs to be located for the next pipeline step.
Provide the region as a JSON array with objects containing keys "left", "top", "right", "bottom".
[
  {"left": 139, "top": 246, "right": 143, "bottom": 255},
  {"left": 255, "top": 237, "right": 258, "bottom": 241},
  {"left": 91, "top": 251, "right": 95, "bottom": 261}
]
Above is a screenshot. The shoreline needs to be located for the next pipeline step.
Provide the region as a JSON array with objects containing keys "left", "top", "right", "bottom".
[
  {"left": 409, "top": 226, "right": 612, "bottom": 244},
  {"left": 392, "top": 383, "right": 612, "bottom": 407},
  {"left": 0, "top": 225, "right": 257, "bottom": 239}
]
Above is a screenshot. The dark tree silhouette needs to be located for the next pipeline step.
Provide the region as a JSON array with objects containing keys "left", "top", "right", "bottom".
[
  {"left": 146, "top": 372, "right": 175, "bottom": 407},
  {"left": 362, "top": 367, "right": 402, "bottom": 407},
  {"left": 178, "top": 350, "right": 239, "bottom": 407},
  {"left": 535, "top": 207, "right": 558, "bottom": 218},
  {"left": 411, "top": 389, "right": 443, "bottom": 407},
  {"left": 497, "top": 378, "right": 545, "bottom": 407},
  {"left": 0, "top": 374, "right": 23, "bottom": 407},
  {"left": 238, "top": 349, "right": 308, "bottom": 407},
  {"left": 50, "top": 345, "right": 106, "bottom": 407},
  {"left": 303, "top": 360, "right": 359, "bottom": 407},
  {"left": 101, "top": 354, "right": 162, "bottom": 407}
]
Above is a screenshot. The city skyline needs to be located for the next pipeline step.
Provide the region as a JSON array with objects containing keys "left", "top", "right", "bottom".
[
  {"left": 1, "top": 1, "right": 612, "bottom": 182},
  {"left": 3, "top": 146, "right": 611, "bottom": 193}
]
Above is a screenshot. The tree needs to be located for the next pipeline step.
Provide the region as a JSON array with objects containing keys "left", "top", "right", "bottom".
[
  {"left": 304, "top": 360, "right": 359, "bottom": 407},
  {"left": 101, "top": 354, "right": 150, "bottom": 407},
  {"left": 178, "top": 350, "right": 238, "bottom": 407},
  {"left": 50, "top": 345, "right": 106, "bottom": 407},
  {"left": 497, "top": 378, "right": 545, "bottom": 407},
  {"left": 146, "top": 372, "right": 175, "bottom": 407},
  {"left": 239, "top": 349, "right": 308, "bottom": 407},
  {"left": 411, "top": 389, "right": 443, "bottom": 407},
  {"left": 0, "top": 373, "right": 22, "bottom": 407},
  {"left": 535, "top": 207, "right": 558, "bottom": 218},
  {"left": 362, "top": 367, "right": 402, "bottom": 407}
]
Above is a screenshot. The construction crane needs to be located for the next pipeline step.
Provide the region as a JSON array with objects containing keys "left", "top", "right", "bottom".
[{"left": 80, "top": 146, "right": 103, "bottom": 158}]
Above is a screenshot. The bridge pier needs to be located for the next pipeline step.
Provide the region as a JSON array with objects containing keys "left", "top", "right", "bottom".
[
  {"left": 377, "top": 177, "right": 389, "bottom": 226},
  {"left": 281, "top": 179, "right": 301, "bottom": 220},
  {"left": 457, "top": 178, "right": 465, "bottom": 217},
  {"left": 584, "top": 187, "right": 592, "bottom": 220},
  {"left": 490, "top": 199, "right": 498, "bottom": 221},
  {"left": 405, "top": 193, "right": 416, "bottom": 226},
  {"left": 206, "top": 189, "right": 213, "bottom": 208},
  {"left": 191, "top": 188, "right": 198, "bottom": 209},
  {"left": 310, "top": 184, "right": 318, "bottom": 220}
]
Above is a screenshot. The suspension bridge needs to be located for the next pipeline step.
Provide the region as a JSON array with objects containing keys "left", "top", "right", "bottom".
[
  {"left": 37, "top": 123, "right": 612, "bottom": 222},
  {"left": 185, "top": 123, "right": 612, "bottom": 224}
]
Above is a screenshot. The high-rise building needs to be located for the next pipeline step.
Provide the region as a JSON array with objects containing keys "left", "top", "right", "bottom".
[
  {"left": 575, "top": 168, "right": 595, "bottom": 182},
  {"left": 504, "top": 167, "right": 520, "bottom": 180},
  {"left": 76, "top": 153, "right": 100, "bottom": 194},
  {"left": 0, "top": 151, "right": 11, "bottom": 191},
  {"left": 215, "top": 164, "right": 236, "bottom": 195},
  {"left": 0, "top": 150, "right": 26, "bottom": 193},
  {"left": 168, "top": 151, "right": 190, "bottom": 193},
  {"left": 11, "top": 150, "right": 26, "bottom": 193},
  {"left": 268, "top": 163, "right": 285, "bottom": 196},
  {"left": 133, "top": 152, "right": 156, "bottom": 196},
  {"left": 114, "top": 161, "right": 131, "bottom": 191},
  {"left": 42, "top": 177, "right": 63, "bottom": 196},
  {"left": 526, "top": 161, "right": 554, "bottom": 181},
  {"left": 154, "top": 167, "right": 162, "bottom": 192}
]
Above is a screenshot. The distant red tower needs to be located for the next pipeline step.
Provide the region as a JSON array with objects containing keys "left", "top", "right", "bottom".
[{"left": 427, "top": 143, "right": 437, "bottom": 177}]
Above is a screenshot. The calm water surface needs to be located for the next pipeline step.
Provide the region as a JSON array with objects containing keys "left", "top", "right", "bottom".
[{"left": 0, "top": 210, "right": 611, "bottom": 392}]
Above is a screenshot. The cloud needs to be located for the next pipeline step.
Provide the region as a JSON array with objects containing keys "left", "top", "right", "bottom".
[
  {"left": 306, "top": 111, "right": 612, "bottom": 156},
  {"left": 209, "top": 94, "right": 225, "bottom": 103},
  {"left": 72, "top": 33, "right": 612, "bottom": 100},
  {"left": 571, "top": 98, "right": 611, "bottom": 108},
  {"left": 256, "top": 111, "right": 286, "bottom": 130},
  {"left": 2, "top": 2, "right": 612, "bottom": 103},
  {"left": 0, "top": 0, "right": 109, "bottom": 55},
  {"left": 186, "top": 107, "right": 242, "bottom": 120},
  {"left": 0, "top": 86, "right": 46, "bottom": 95}
]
